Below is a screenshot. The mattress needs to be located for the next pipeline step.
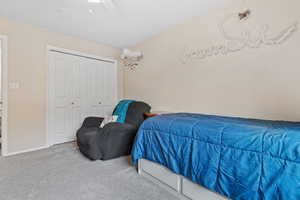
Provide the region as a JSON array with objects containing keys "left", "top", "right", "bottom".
[{"left": 131, "top": 113, "right": 300, "bottom": 200}]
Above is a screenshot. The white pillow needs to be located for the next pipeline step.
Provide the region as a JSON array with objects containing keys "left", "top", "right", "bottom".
[{"left": 100, "top": 115, "right": 118, "bottom": 128}]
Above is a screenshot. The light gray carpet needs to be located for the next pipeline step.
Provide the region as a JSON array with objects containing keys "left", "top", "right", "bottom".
[{"left": 0, "top": 143, "right": 180, "bottom": 200}]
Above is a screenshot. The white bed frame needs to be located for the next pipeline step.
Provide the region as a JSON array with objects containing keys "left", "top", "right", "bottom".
[{"left": 138, "top": 159, "right": 229, "bottom": 200}]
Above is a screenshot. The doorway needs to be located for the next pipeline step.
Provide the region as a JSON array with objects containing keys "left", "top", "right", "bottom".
[{"left": 0, "top": 35, "right": 8, "bottom": 156}]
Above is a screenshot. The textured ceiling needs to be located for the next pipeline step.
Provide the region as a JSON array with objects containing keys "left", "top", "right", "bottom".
[{"left": 0, "top": 0, "right": 224, "bottom": 48}]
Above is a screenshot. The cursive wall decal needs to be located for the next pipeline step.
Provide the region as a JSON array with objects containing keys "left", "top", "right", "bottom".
[{"left": 182, "top": 13, "right": 298, "bottom": 63}]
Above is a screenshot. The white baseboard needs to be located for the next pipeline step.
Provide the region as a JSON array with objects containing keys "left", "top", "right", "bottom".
[{"left": 4, "top": 145, "right": 50, "bottom": 157}]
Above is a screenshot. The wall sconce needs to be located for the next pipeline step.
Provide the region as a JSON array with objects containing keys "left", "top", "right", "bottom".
[{"left": 120, "top": 49, "right": 143, "bottom": 70}]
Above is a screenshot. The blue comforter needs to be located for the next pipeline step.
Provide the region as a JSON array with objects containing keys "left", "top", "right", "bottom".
[{"left": 131, "top": 113, "right": 300, "bottom": 200}]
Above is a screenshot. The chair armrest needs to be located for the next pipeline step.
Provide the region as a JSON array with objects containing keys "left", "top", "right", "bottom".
[
  {"left": 82, "top": 117, "right": 104, "bottom": 128},
  {"left": 99, "top": 122, "right": 138, "bottom": 160}
]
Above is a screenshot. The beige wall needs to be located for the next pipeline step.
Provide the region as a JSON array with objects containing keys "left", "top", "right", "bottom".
[
  {"left": 0, "top": 17, "right": 122, "bottom": 154},
  {"left": 125, "top": 0, "right": 300, "bottom": 121}
]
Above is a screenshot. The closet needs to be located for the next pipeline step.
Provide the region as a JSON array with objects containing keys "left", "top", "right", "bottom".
[{"left": 48, "top": 50, "right": 118, "bottom": 145}]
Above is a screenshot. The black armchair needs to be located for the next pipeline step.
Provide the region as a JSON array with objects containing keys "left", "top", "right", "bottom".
[{"left": 76, "top": 101, "right": 151, "bottom": 161}]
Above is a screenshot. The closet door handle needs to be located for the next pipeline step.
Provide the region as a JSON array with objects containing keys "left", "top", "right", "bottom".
[
  {"left": 98, "top": 102, "right": 102, "bottom": 105},
  {"left": 71, "top": 102, "right": 74, "bottom": 105}
]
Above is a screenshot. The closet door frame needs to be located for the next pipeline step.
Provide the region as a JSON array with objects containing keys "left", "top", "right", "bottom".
[
  {"left": 0, "top": 35, "right": 8, "bottom": 156},
  {"left": 46, "top": 45, "right": 118, "bottom": 147}
]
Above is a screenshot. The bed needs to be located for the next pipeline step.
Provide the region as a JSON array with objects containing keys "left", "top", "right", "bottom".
[{"left": 131, "top": 113, "right": 300, "bottom": 200}]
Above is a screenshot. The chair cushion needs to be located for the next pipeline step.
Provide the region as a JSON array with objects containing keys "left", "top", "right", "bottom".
[{"left": 100, "top": 122, "right": 137, "bottom": 160}]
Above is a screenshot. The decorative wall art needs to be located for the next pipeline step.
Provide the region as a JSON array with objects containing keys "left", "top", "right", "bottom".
[{"left": 182, "top": 10, "right": 298, "bottom": 63}]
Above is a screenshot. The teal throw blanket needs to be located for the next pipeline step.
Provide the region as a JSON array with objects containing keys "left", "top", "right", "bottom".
[{"left": 113, "top": 100, "right": 135, "bottom": 123}]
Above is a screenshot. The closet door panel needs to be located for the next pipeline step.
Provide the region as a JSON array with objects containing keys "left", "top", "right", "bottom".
[
  {"left": 86, "top": 58, "right": 105, "bottom": 117},
  {"left": 103, "top": 105, "right": 115, "bottom": 116},
  {"left": 49, "top": 52, "right": 73, "bottom": 144},
  {"left": 103, "top": 63, "right": 117, "bottom": 107},
  {"left": 71, "top": 105, "right": 81, "bottom": 140},
  {"left": 78, "top": 61, "right": 89, "bottom": 122},
  {"left": 70, "top": 57, "right": 83, "bottom": 135}
]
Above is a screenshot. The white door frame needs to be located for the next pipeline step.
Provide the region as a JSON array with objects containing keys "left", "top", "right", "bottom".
[
  {"left": 0, "top": 35, "right": 8, "bottom": 156},
  {"left": 46, "top": 45, "right": 118, "bottom": 147}
]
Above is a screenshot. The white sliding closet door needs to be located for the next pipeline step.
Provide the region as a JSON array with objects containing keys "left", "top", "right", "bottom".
[
  {"left": 48, "top": 50, "right": 117, "bottom": 145},
  {"left": 81, "top": 57, "right": 117, "bottom": 119},
  {"left": 85, "top": 58, "right": 105, "bottom": 118},
  {"left": 48, "top": 52, "right": 79, "bottom": 145},
  {"left": 103, "top": 61, "right": 118, "bottom": 115}
]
